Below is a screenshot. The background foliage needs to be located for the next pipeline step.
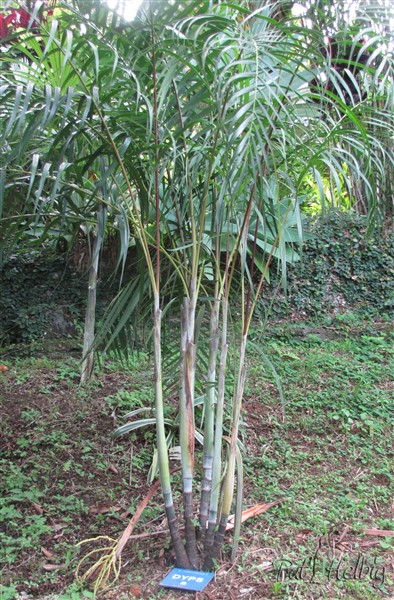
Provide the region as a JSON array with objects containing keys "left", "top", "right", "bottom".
[
  {"left": 0, "top": 250, "right": 84, "bottom": 343},
  {"left": 263, "top": 212, "right": 394, "bottom": 317},
  {"left": 2, "top": 211, "right": 393, "bottom": 346}
]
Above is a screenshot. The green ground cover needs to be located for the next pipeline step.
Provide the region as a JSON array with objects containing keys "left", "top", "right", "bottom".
[{"left": 0, "top": 313, "right": 393, "bottom": 599}]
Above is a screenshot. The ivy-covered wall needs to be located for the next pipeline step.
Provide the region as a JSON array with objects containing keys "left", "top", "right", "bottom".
[
  {"left": 0, "top": 252, "right": 87, "bottom": 344},
  {"left": 1, "top": 213, "right": 393, "bottom": 345},
  {"left": 265, "top": 213, "right": 394, "bottom": 317}
]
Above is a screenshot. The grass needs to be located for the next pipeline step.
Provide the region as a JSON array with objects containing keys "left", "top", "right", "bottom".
[{"left": 0, "top": 312, "right": 393, "bottom": 599}]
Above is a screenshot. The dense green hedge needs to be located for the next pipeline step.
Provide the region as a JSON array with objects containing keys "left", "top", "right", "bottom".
[{"left": 264, "top": 212, "right": 394, "bottom": 317}]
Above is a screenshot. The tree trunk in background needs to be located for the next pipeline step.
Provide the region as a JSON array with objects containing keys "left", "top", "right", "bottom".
[{"left": 80, "top": 205, "right": 102, "bottom": 385}]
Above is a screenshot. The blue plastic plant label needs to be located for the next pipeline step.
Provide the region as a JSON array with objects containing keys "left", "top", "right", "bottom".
[{"left": 160, "top": 568, "right": 214, "bottom": 592}]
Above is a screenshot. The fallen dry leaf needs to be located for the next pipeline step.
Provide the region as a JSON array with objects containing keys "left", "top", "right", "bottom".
[
  {"left": 295, "top": 528, "right": 314, "bottom": 543},
  {"left": 31, "top": 502, "right": 43, "bottom": 514},
  {"left": 43, "top": 563, "right": 66, "bottom": 571},
  {"left": 116, "top": 479, "right": 162, "bottom": 558},
  {"left": 89, "top": 504, "right": 122, "bottom": 514},
  {"left": 336, "top": 525, "right": 350, "bottom": 545},
  {"left": 256, "top": 561, "right": 273, "bottom": 571},
  {"left": 365, "top": 528, "right": 394, "bottom": 537},
  {"left": 129, "top": 584, "right": 142, "bottom": 598},
  {"left": 226, "top": 500, "right": 282, "bottom": 531},
  {"left": 41, "top": 547, "right": 56, "bottom": 558},
  {"left": 359, "top": 540, "right": 380, "bottom": 548}
]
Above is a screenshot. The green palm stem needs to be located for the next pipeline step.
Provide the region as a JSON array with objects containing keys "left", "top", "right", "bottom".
[
  {"left": 173, "top": 77, "right": 199, "bottom": 564},
  {"left": 80, "top": 202, "right": 101, "bottom": 385},
  {"left": 203, "top": 296, "right": 229, "bottom": 568},
  {"left": 244, "top": 152, "right": 270, "bottom": 326},
  {"left": 174, "top": 66, "right": 221, "bottom": 565},
  {"left": 48, "top": 30, "right": 155, "bottom": 286},
  {"left": 165, "top": 167, "right": 187, "bottom": 266},
  {"left": 198, "top": 294, "right": 220, "bottom": 536},
  {"left": 153, "top": 290, "right": 190, "bottom": 569},
  {"left": 206, "top": 235, "right": 280, "bottom": 563},
  {"left": 199, "top": 217, "right": 221, "bottom": 537},
  {"left": 151, "top": 20, "right": 190, "bottom": 568},
  {"left": 191, "top": 88, "right": 229, "bottom": 282},
  {"left": 179, "top": 276, "right": 198, "bottom": 569},
  {"left": 172, "top": 81, "right": 196, "bottom": 259},
  {"left": 231, "top": 444, "right": 244, "bottom": 562},
  {"left": 211, "top": 245, "right": 279, "bottom": 560},
  {"left": 212, "top": 332, "right": 247, "bottom": 562},
  {"left": 206, "top": 237, "right": 281, "bottom": 566}
]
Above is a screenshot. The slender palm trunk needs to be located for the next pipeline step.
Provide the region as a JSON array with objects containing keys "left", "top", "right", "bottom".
[
  {"left": 154, "top": 290, "right": 190, "bottom": 569},
  {"left": 150, "top": 17, "right": 191, "bottom": 566},
  {"left": 199, "top": 297, "right": 220, "bottom": 536},
  {"left": 204, "top": 297, "right": 229, "bottom": 568},
  {"left": 212, "top": 333, "right": 247, "bottom": 564},
  {"left": 179, "top": 277, "right": 198, "bottom": 568},
  {"left": 80, "top": 206, "right": 102, "bottom": 385}
]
